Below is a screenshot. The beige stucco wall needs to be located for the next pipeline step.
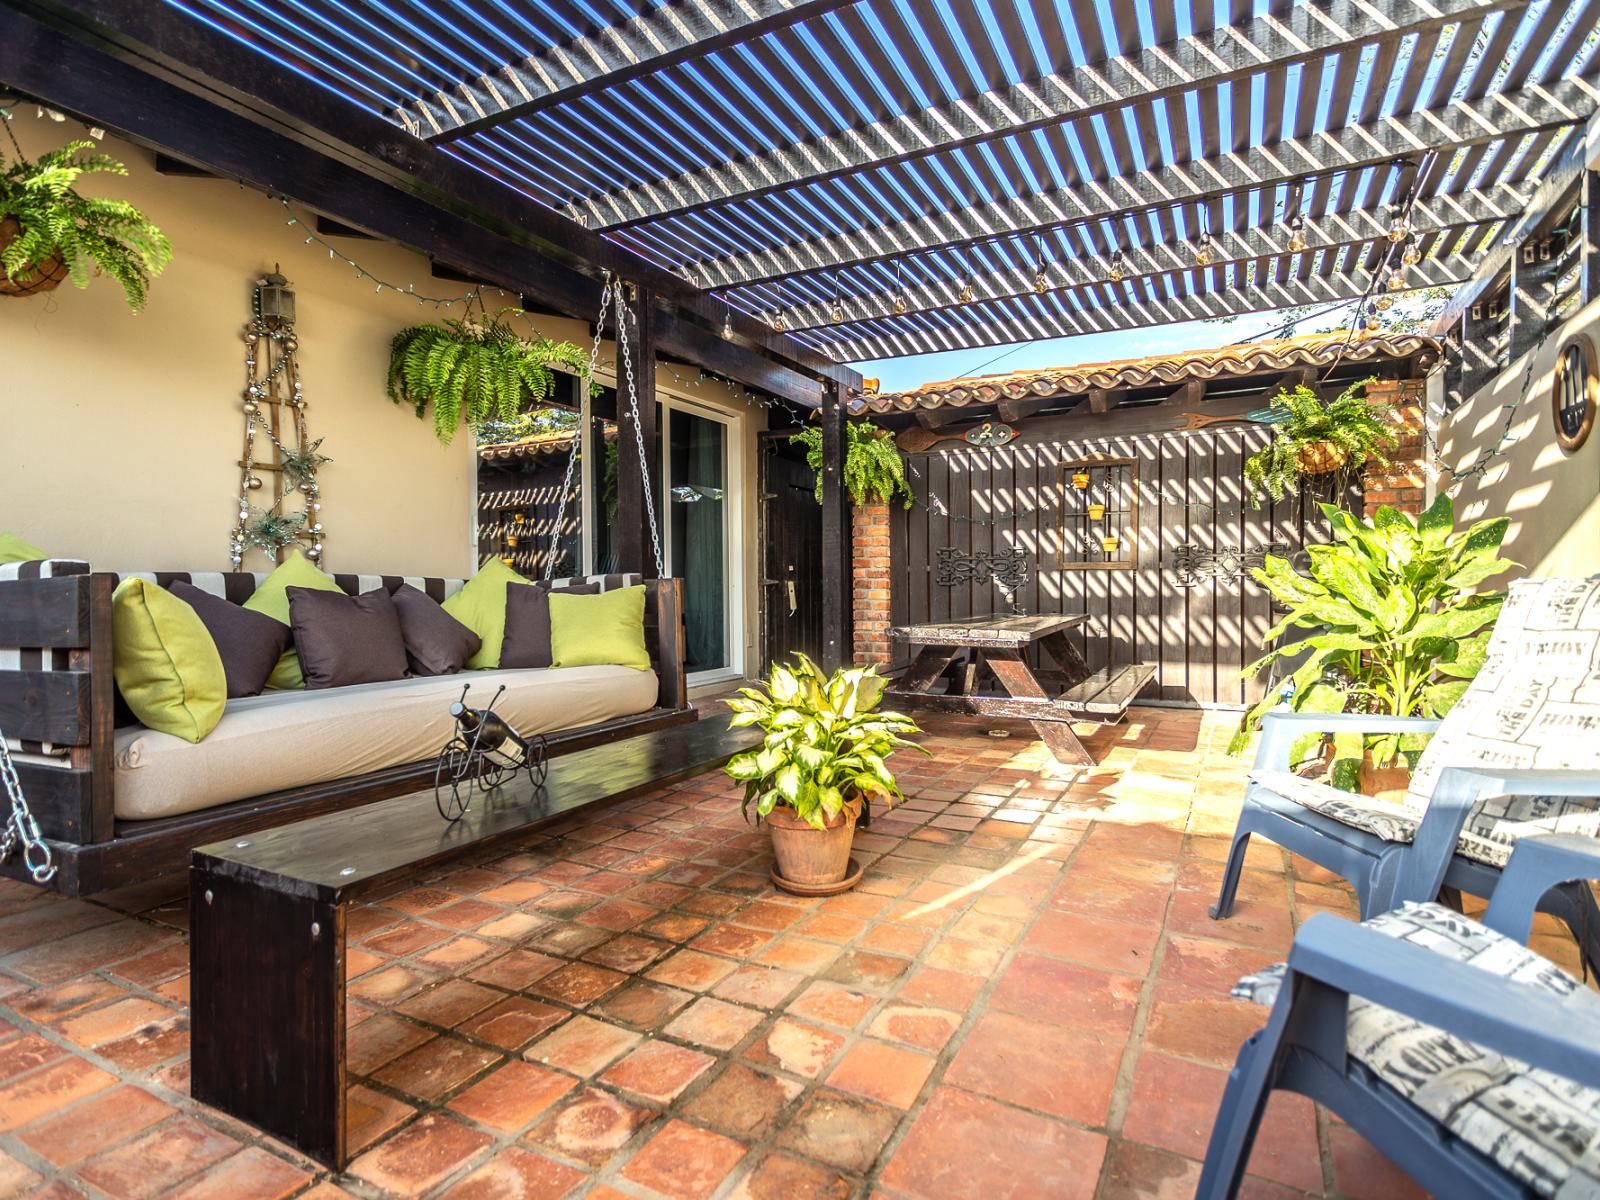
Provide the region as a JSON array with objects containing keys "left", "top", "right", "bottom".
[{"left": 1433, "top": 295, "right": 1600, "bottom": 579}]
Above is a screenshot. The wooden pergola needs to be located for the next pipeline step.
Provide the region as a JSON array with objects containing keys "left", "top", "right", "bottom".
[{"left": 3, "top": 0, "right": 1596, "bottom": 664}]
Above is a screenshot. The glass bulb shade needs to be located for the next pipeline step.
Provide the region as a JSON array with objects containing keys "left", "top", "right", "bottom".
[
  {"left": 1401, "top": 244, "right": 1421, "bottom": 266},
  {"left": 957, "top": 281, "right": 975, "bottom": 303},
  {"left": 892, "top": 292, "right": 909, "bottom": 315},
  {"left": 1366, "top": 314, "right": 1382, "bottom": 331},
  {"left": 829, "top": 303, "right": 845, "bottom": 323},
  {"left": 1194, "top": 244, "right": 1213, "bottom": 267},
  {"left": 1033, "top": 270, "right": 1049, "bottom": 293},
  {"left": 721, "top": 315, "right": 733, "bottom": 338},
  {"left": 1385, "top": 270, "right": 1407, "bottom": 292},
  {"left": 1387, "top": 216, "right": 1409, "bottom": 243},
  {"left": 1376, "top": 293, "right": 1394, "bottom": 310},
  {"left": 771, "top": 311, "right": 788, "bottom": 331}
]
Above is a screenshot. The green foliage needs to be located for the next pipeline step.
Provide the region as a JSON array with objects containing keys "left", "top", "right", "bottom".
[
  {"left": 477, "top": 403, "right": 580, "bottom": 446},
  {"left": 387, "top": 310, "right": 590, "bottom": 445},
  {"left": 724, "top": 654, "right": 928, "bottom": 831},
  {"left": 790, "top": 420, "right": 913, "bottom": 508},
  {"left": 0, "top": 139, "right": 171, "bottom": 311},
  {"left": 1229, "top": 494, "right": 1513, "bottom": 783},
  {"left": 1243, "top": 379, "right": 1397, "bottom": 507},
  {"left": 280, "top": 438, "right": 330, "bottom": 488}
]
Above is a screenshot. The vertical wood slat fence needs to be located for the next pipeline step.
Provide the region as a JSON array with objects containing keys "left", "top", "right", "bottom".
[{"left": 890, "top": 425, "right": 1348, "bottom": 707}]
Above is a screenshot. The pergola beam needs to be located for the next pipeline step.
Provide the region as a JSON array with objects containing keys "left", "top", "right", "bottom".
[
  {"left": 773, "top": 190, "right": 1518, "bottom": 332},
  {"left": 824, "top": 257, "right": 1476, "bottom": 363},
  {"left": 573, "top": 0, "right": 1525, "bottom": 231},
  {"left": 401, "top": 0, "right": 850, "bottom": 142},
  {"left": 695, "top": 76, "right": 1598, "bottom": 290}
]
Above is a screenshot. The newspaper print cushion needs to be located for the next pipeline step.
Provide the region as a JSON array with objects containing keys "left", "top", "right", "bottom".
[
  {"left": 1234, "top": 902, "right": 1600, "bottom": 1197},
  {"left": 1249, "top": 771, "right": 1421, "bottom": 843}
]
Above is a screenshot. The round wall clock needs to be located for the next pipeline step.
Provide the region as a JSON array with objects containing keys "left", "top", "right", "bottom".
[{"left": 1552, "top": 333, "right": 1597, "bottom": 453}]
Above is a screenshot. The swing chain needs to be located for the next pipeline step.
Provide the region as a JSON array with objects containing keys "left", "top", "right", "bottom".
[
  {"left": 544, "top": 273, "right": 614, "bottom": 580},
  {"left": 0, "top": 735, "right": 55, "bottom": 884},
  {"left": 614, "top": 282, "right": 665, "bottom": 577}
]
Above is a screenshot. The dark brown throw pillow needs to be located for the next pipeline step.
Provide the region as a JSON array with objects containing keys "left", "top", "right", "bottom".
[
  {"left": 167, "top": 580, "right": 291, "bottom": 699},
  {"left": 286, "top": 586, "right": 409, "bottom": 689},
  {"left": 501, "top": 581, "right": 600, "bottom": 669},
  {"left": 390, "top": 582, "right": 481, "bottom": 676}
]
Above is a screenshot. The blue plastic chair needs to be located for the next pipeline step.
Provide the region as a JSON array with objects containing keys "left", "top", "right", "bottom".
[{"left": 1198, "top": 831, "right": 1600, "bottom": 1200}]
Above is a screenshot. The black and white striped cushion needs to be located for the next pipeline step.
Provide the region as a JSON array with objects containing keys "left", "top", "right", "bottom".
[{"left": 102, "top": 570, "right": 469, "bottom": 604}]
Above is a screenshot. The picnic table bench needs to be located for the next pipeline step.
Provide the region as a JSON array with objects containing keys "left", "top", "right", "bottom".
[
  {"left": 887, "top": 613, "right": 1156, "bottom": 764},
  {"left": 188, "top": 715, "right": 757, "bottom": 1169}
]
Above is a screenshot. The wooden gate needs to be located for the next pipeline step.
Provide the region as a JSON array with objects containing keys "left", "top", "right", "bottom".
[{"left": 889, "top": 424, "right": 1347, "bottom": 707}]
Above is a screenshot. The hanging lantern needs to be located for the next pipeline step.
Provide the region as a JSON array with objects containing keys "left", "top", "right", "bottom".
[
  {"left": 254, "top": 267, "right": 296, "bottom": 326},
  {"left": 1376, "top": 293, "right": 1395, "bottom": 311},
  {"left": 770, "top": 308, "right": 789, "bottom": 332},
  {"left": 1365, "top": 303, "right": 1382, "bottom": 332},
  {"left": 1107, "top": 250, "right": 1128, "bottom": 283},
  {"left": 1285, "top": 214, "right": 1306, "bottom": 253}
]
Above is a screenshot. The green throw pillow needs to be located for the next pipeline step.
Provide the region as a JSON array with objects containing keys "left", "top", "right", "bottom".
[
  {"left": 0, "top": 532, "right": 48, "bottom": 564},
  {"left": 111, "top": 578, "right": 227, "bottom": 743},
  {"left": 241, "top": 550, "right": 344, "bottom": 688},
  {"left": 441, "top": 557, "right": 536, "bottom": 669},
  {"left": 549, "top": 585, "right": 650, "bottom": 671}
]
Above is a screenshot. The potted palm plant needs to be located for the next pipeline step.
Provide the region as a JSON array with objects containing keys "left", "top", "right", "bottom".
[
  {"left": 1, "top": 139, "right": 171, "bottom": 309},
  {"left": 725, "top": 654, "right": 925, "bottom": 894},
  {"left": 1243, "top": 379, "right": 1397, "bottom": 506}
]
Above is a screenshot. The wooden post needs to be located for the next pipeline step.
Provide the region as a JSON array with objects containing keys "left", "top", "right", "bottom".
[
  {"left": 615, "top": 284, "right": 660, "bottom": 580},
  {"left": 1582, "top": 171, "right": 1600, "bottom": 309},
  {"left": 1510, "top": 237, "right": 1559, "bottom": 360},
  {"left": 820, "top": 382, "right": 849, "bottom": 669}
]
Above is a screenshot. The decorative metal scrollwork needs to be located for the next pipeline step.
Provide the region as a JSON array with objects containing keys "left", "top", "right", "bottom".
[
  {"left": 935, "top": 547, "right": 1030, "bottom": 589},
  {"left": 1169, "top": 543, "right": 1290, "bottom": 588}
]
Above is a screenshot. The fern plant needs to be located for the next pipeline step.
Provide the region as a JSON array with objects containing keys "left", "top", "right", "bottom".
[
  {"left": 0, "top": 139, "right": 171, "bottom": 311},
  {"left": 1243, "top": 379, "right": 1397, "bottom": 507},
  {"left": 388, "top": 309, "right": 590, "bottom": 445},
  {"left": 790, "top": 420, "right": 913, "bottom": 507}
]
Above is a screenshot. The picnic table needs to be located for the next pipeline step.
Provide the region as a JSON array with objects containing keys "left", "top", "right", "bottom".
[{"left": 887, "top": 613, "right": 1156, "bottom": 764}]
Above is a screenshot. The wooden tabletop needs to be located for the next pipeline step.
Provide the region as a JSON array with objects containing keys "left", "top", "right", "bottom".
[{"left": 891, "top": 612, "right": 1089, "bottom": 648}]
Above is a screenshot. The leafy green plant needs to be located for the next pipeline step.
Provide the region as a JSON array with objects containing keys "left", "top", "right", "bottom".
[
  {"left": 1229, "top": 494, "right": 1513, "bottom": 785},
  {"left": 725, "top": 654, "right": 927, "bottom": 830},
  {"left": 790, "top": 420, "right": 913, "bottom": 508},
  {"left": 0, "top": 139, "right": 171, "bottom": 311},
  {"left": 1243, "top": 379, "right": 1397, "bottom": 507},
  {"left": 388, "top": 310, "right": 590, "bottom": 445}
]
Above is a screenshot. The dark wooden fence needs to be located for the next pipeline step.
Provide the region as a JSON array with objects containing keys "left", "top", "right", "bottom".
[{"left": 890, "top": 424, "right": 1347, "bottom": 707}]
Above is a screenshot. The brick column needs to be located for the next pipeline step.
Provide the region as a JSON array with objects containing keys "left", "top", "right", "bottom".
[
  {"left": 852, "top": 504, "right": 892, "bottom": 666},
  {"left": 1361, "top": 379, "right": 1427, "bottom": 518}
]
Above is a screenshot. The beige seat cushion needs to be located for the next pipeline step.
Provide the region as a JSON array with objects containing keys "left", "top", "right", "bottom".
[{"left": 113, "top": 665, "right": 659, "bottom": 820}]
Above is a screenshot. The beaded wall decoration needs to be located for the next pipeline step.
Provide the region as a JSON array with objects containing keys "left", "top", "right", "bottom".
[{"left": 230, "top": 268, "right": 329, "bottom": 569}]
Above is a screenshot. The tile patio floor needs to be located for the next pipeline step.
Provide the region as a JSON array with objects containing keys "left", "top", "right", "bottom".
[{"left": 0, "top": 705, "right": 1584, "bottom": 1200}]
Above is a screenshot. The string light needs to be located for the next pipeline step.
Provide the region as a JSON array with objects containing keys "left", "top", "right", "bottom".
[
  {"left": 1401, "top": 237, "right": 1421, "bottom": 266},
  {"left": 1386, "top": 206, "right": 1410, "bottom": 243},
  {"left": 1385, "top": 266, "right": 1408, "bottom": 293},
  {"left": 957, "top": 273, "right": 976, "bottom": 304},
  {"left": 280, "top": 198, "right": 483, "bottom": 309},
  {"left": 770, "top": 307, "right": 788, "bottom": 332},
  {"left": 1106, "top": 249, "right": 1128, "bottom": 283},
  {"left": 1032, "top": 234, "right": 1049, "bottom": 293},
  {"left": 721, "top": 302, "right": 733, "bottom": 339},
  {"left": 829, "top": 290, "right": 845, "bottom": 323},
  {"left": 1285, "top": 213, "right": 1307, "bottom": 253}
]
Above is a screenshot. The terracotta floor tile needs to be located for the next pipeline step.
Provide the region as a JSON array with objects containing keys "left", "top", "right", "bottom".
[
  {"left": 1157, "top": 935, "right": 1280, "bottom": 993},
  {"left": 599, "top": 1040, "right": 716, "bottom": 1103},
  {"left": 646, "top": 949, "right": 740, "bottom": 992},
  {"left": 522, "top": 1086, "right": 652, "bottom": 1168},
  {"left": 0, "top": 1149, "right": 40, "bottom": 1197},
  {"left": 616, "top": 1119, "right": 744, "bottom": 1199},
  {"left": 1142, "top": 983, "right": 1268, "bottom": 1066},
  {"left": 947, "top": 1010, "right": 1121, "bottom": 1125},
  {"left": 711, "top": 964, "right": 804, "bottom": 1009},
  {"left": 865, "top": 1004, "right": 961, "bottom": 1052},
  {"left": 1023, "top": 908, "right": 1162, "bottom": 975},
  {"left": 755, "top": 935, "right": 840, "bottom": 974},
  {"left": 525, "top": 1015, "right": 642, "bottom": 1076},
  {"left": 896, "top": 966, "right": 983, "bottom": 1010},
  {"left": 349, "top": 1113, "right": 494, "bottom": 1197},
  {"left": 826, "top": 1040, "right": 934, "bottom": 1109},
  {"left": 576, "top": 899, "right": 658, "bottom": 932},
  {"left": 467, "top": 949, "right": 563, "bottom": 991},
  {"left": 531, "top": 961, "right": 627, "bottom": 1006},
  {"left": 456, "top": 996, "right": 568, "bottom": 1050},
  {"left": 17, "top": 1085, "right": 175, "bottom": 1166},
  {"left": 785, "top": 981, "right": 877, "bottom": 1029},
  {"left": 55, "top": 997, "right": 173, "bottom": 1049},
  {"left": 0, "top": 1034, "right": 66, "bottom": 1078},
  {"left": 77, "top": 1116, "right": 240, "bottom": 1200},
  {"left": 345, "top": 1085, "right": 414, "bottom": 1156},
  {"left": 372, "top": 1036, "right": 501, "bottom": 1102},
  {"left": 882, "top": 1086, "right": 1107, "bottom": 1200},
  {"left": 822, "top": 949, "right": 911, "bottom": 991},
  {"left": 1097, "top": 1141, "right": 1202, "bottom": 1200},
  {"left": 395, "top": 979, "right": 502, "bottom": 1028},
  {"left": 774, "top": 1089, "right": 899, "bottom": 1174},
  {"left": 990, "top": 953, "right": 1142, "bottom": 1035},
  {"left": 11, "top": 978, "right": 127, "bottom": 1023},
  {"left": 0, "top": 1057, "right": 116, "bottom": 1132},
  {"left": 729, "top": 1151, "right": 851, "bottom": 1200},
  {"left": 663, "top": 996, "right": 765, "bottom": 1050},
  {"left": 1328, "top": 1124, "right": 1429, "bottom": 1200},
  {"left": 923, "top": 938, "right": 1004, "bottom": 976},
  {"left": 638, "top": 912, "right": 712, "bottom": 942},
  {"left": 583, "top": 933, "right": 671, "bottom": 972},
  {"left": 593, "top": 981, "right": 695, "bottom": 1029},
  {"left": 679, "top": 1062, "right": 803, "bottom": 1140},
  {"left": 447, "top": 1060, "right": 577, "bottom": 1133},
  {"left": 744, "top": 1017, "right": 846, "bottom": 1079},
  {"left": 690, "top": 924, "right": 776, "bottom": 959},
  {"left": 163, "top": 1147, "right": 311, "bottom": 1200},
  {"left": 732, "top": 900, "right": 806, "bottom": 931},
  {"left": 349, "top": 964, "right": 439, "bottom": 1006},
  {"left": 347, "top": 1015, "right": 434, "bottom": 1075},
  {"left": 440, "top": 1146, "right": 586, "bottom": 1200}
]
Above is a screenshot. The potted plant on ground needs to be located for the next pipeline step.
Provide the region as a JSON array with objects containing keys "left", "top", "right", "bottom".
[
  {"left": 387, "top": 308, "right": 591, "bottom": 444},
  {"left": 1243, "top": 379, "right": 1397, "bottom": 506},
  {"left": 1, "top": 139, "right": 171, "bottom": 309},
  {"left": 725, "top": 653, "right": 925, "bottom": 894},
  {"left": 1230, "top": 494, "right": 1512, "bottom": 793},
  {"left": 790, "top": 419, "right": 914, "bottom": 508}
]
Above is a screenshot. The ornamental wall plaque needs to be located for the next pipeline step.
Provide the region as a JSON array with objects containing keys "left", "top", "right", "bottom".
[
  {"left": 935, "top": 547, "right": 1030, "bottom": 588},
  {"left": 1169, "top": 543, "right": 1291, "bottom": 588},
  {"left": 1552, "top": 333, "right": 1597, "bottom": 453}
]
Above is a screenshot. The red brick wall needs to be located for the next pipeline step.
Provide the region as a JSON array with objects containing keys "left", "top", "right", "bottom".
[
  {"left": 1362, "top": 378, "right": 1427, "bottom": 518},
  {"left": 852, "top": 504, "right": 892, "bottom": 666}
]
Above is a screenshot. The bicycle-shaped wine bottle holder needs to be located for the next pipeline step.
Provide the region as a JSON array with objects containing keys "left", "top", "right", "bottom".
[{"left": 433, "top": 684, "right": 550, "bottom": 823}]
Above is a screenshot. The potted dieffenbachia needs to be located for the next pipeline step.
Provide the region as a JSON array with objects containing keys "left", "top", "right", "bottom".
[{"left": 725, "top": 654, "right": 925, "bottom": 894}]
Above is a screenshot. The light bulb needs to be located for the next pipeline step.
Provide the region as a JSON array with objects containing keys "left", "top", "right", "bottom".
[
  {"left": 771, "top": 309, "right": 788, "bottom": 332},
  {"left": 1376, "top": 293, "right": 1394, "bottom": 310},
  {"left": 1193, "top": 235, "right": 1214, "bottom": 267},
  {"left": 1033, "top": 266, "right": 1049, "bottom": 293},
  {"left": 1401, "top": 241, "right": 1421, "bottom": 266},
  {"left": 829, "top": 298, "right": 845, "bottom": 323},
  {"left": 891, "top": 290, "right": 909, "bottom": 316},
  {"left": 721, "top": 312, "right": 733, "bottom": 338},
  {"left": 1285, "top": 215, "right": 1306, "bottom": 253},
  {"left": 1107, "top": 250, "right": 1127, "bottom": 283},
  {"left": 957, "top": 276, "right": 976, "bottom": 304},
  {"left": 1385, "top": 268, "right": 1407, "bottom": 293},
  {"left": 1387, "top": 212, "right": 1410, "bottom": 243}
]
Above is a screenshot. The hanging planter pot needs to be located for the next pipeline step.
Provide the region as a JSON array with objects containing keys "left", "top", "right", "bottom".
[
  {"left": 1101, "top": 535, "right": 1120, "bottom": 553},
  {"left": 1295, "top": 440, "right": 1348, "bottom": 475},
  {"left": 0, "top": 218, "right": 69, "bottom": 298},
  {"left": 1087, "top": 502, "right": 1106, "bottom": 521},
  {"left": 1071, "top": 472, "right": 1091, "bottom": 489}
]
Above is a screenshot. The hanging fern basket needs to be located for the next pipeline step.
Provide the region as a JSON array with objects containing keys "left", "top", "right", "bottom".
[
  {"left": 0, "top": 218, "right": 68, "bottom": 298},
  {"left": 1295, "top": 440, "right": 1348, "bottom": 475}
]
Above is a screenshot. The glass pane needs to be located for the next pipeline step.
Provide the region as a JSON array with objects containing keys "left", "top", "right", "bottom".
[
  {"left": 590, "top": 388, "right": 619, "bottom": 575},
  {"left": 669, "top": 410, "right": 727, "bottom": 674}
]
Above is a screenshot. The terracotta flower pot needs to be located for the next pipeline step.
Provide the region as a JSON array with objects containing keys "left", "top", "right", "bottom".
[
  {"left": 1359, "top": 750, "right": 1411, "bottom": 804},
  {"left": 1295, "top": 440, "right": 1347, "bottom": 475},
  {"left": 0, "top": 217, "right": 69, "bottom": 298},
  {"left": 766, "top": 804, "right": 857, "bottom": 890}
]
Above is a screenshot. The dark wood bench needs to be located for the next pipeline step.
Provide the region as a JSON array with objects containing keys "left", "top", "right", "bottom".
[
  {"left": 0, "top": 571, "right": 693, "bottom": 895},
  {"left": 888, "top": 613, "right": 1156, "bottom": 764},
  {"left": 189, "top": 714, "right": 757, "bottom": 1169}
]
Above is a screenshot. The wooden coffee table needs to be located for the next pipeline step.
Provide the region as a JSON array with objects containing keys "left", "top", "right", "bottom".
[{"left": 887, "top": 613, "right": 1155, "bottom": 764}]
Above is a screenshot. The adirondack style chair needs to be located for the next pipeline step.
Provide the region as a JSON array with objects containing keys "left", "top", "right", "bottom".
[
  {"left": 1211, "top": 576, "right": 1600, "bottom": 966},
  {"left": 1198, "top": 834, "right": 1600, "bottom": 1200}
]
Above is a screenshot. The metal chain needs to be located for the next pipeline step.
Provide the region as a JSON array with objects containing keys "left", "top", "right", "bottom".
[
  {"left": 543, "top": 273, "right": 613, "bottom": 579},
  {"left": 0, "top": 736, "right": 55, "bottom": 883},
  {"left": 614, "top": 284, "right": 665, "bottom": 576}
]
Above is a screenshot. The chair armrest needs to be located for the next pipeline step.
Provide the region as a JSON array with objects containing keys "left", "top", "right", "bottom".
[
  {"left": 1252, "top": 710, "right": 1442, "bottom": 772},
  {"left": 1287, "top": 914, "right": 1600, "bottom": 1089},
  {"left": 1484, "top": 833, "right": 1600, "bottom": 942}
]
